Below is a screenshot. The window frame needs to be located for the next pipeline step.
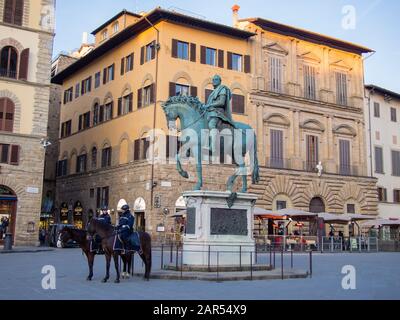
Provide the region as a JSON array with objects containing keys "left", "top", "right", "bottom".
[
  {"left": 0, "top": 46, "right": 18, "bottom": 79},
  {"left": 231, "top": 53, "right": 243, "bottom": 72},
  {"left": 177, "top": 41, "right": 189, "bottom": 60},
  {"left": 205, "top": 47, "right": 217, "bottom": 66}
]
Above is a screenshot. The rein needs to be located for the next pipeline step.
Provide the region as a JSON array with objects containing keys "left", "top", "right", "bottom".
[{"left": 179, "top": 110, "right": 206, "bottom": 131}]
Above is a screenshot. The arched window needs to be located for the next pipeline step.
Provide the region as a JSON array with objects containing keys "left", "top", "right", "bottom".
[
  {"left": 1, "top": 46, "right": 18, "bottom": 79},
  {"left": 0, "top": 97, "right": 15, "bottom": 132},
  {"left": 91, "top": 147, "right": 97, "bottom": 170},
  {"left": 76, "top": 150, "right": 87, "bottom": 173},
  {"left": 93, "top": 103, "right": 99, "bottom": 126},
  {"left": 113, "top": 22, "right": 119, "bottom": 34},
  {"left": 101, "top": 145, "right": 112, "bottom": 168},
  {"left": 309, "top": 197, "right": 325, "bottom": 213},
  {"left": 3, "top": 0, "right": 24, "bottom": 26}
]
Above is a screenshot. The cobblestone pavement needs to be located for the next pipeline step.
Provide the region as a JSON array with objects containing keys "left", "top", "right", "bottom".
[{"left": 0, "top": 248, "right": 399, "bottom": 300}]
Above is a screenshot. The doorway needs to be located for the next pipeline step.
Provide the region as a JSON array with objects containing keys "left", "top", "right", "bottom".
[
  {"left": 0, "top": 186, "right": 17, "bottom": 243},
  {"left": 135, "top": 212, "right": 146, "bottom": 232}
]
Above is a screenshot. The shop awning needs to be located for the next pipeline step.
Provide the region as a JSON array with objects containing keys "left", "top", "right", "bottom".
[
  {"left": 168, "top": 210, "right": 187, "bottom": 218},
  {"left": 342, "top": 214, "right": 376, "bottom": 222}
]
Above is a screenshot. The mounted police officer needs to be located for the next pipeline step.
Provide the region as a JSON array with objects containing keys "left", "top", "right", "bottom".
[
  {"left": 98, "top": 206, "right": 111, "bottom": 225},
  {"left": 117, "top": 205, "right": 135, "bottom": 250}
]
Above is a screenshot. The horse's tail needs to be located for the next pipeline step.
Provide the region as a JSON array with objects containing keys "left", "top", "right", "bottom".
[
  {"left": 251, "top": 134, "right": 260, "bottom": 185},
  {"left": 176, "top": 154, "right": 189, "bottom": 179}
]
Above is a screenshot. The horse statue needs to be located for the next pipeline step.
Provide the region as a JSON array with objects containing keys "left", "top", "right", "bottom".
[
  {"left": 162, "top": 95, "right": 260, "bottom": 193},
  {"left": 87, "top": 219, "right": 152, "bottom": 283}
]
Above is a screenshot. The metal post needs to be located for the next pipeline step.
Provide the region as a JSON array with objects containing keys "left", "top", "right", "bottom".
[
  {"left": 340, "top": 237, "right": 343, "bottom": 252},
  {"left": 180, "top": 247, "right": 183, "bottom": 279},
  {"left": 239, "top": 246, "right": 242, "bottom": 270},
  {"left": 330, "top": 237, "right": 334, "bottom": 253},
  {"left": 377, "top": 238, "right": 379, "bottom": 252},
  {"left": 321, "top": 237, "right": 324, "bottom": 254},
  {"left": 269, "top": 243, "right": 272, "bottom": 267},
  {"left": 291, "top": 250, "right": 293, "bottom": 269},
  {"left": 281, "top": 246, "right": 284, "bottom": 280},
  {"left": 208, "top": 245, "right": 211, "bottom": 272},
  {"left": 255, "top": 244, "right": 258, "bottom": 264},
  {"left": 217, "top": 251, "right": 220, "bottom": 282},
  {"left": 367, "top": 238, "right": 370, "bottom": 252},
  {"left": 359, "top": 237, "right": 362, "bottom": 253},
  {"left": 250, "top": 252, "right": 253, "bottom": 281},
  {"left": 161, "top": 244, "right": 164, "bottom": 269},
  {"left": 273, "top": 248, "right": 276, "bottom": 269},
  {"left": 309, "top": 250, "right": 313, "bottom": 278},
  {"left": 176, "top": 245, "right": 179, "bottom": 270},
  {"left": 170, "top": 243, "right": 173, "bottom": 263}
]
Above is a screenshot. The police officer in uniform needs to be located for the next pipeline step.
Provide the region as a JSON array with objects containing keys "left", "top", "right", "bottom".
[
  {"left": 98, "top": 206, "right": 111, "bottom": 225},
  {"left": 117, "top": 205, "right": 135, "bottom": 250}
]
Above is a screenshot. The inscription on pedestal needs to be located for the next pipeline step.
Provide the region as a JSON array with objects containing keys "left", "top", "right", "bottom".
[
  {"left": 210, "top": 208, "right": 248, "bottom": 236},
  {"left": 186, "top": 207, "right": 196, "bottom": 235}
]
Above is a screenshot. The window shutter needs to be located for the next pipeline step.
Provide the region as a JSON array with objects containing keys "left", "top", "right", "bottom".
[
  {"left": 0, "top": 144, "right": 9, "bottom": 164},
  {"left": 128, "top": 93, "right": 133, "bottom": 112},
  {"left": 103, "top": 68, "right": 107, "bottom": 84},
  {"left": 4, "top": 98, "right": 14, "bottom": 132},
  {"left": 218, "top": 50, "right": 224, "bottom": 68},
  {"left": 78, "top": 115, "right": 83, "bottom": 131},
  {"left": 244, "top": 55, "right": 251, "bottom": 73},
  {"left": 88, "top": 77, "right": 92, "bottom": 92},
  {"left": 172, "top": 39, "right": 178, "bottom": 58},
  {"left": 143, "top": 138, "right": 150, "bottom": 160},
  {"left": 169, "top": 82, "right": 176, "bottom": 97},
  {"left": 151, "top": 41, "right": 156, "bottom": 60},
  {"left": 134, "top": 139, "right": 140, "bottom": 161},
  {"left": 137, "top": 89, "right": 142, "bottom": 109},
  {"left": 120, "top": 57, "right": 125, "bottom": 75},
  {"left": 140, "top": 46, "right": 145, "bottom": 65},
  {"left": 190, "top": 86, "right": 198, "bottom": 98},
  {"left": 81, "top": 80, "right": 85, "bottom": 95},
  {"left": 10, "top": 145, "right": 20, "bottom": 165},
  {"left": 339, "top": 140, "right": 351, "bottom": 174},
  {"left": 190, "top": 43, "right": 196, "bottom": 62},
  {"left": 111, "top": 64, "right": 115, "bottom": 81},
  {"left": 18, "top": 48, "right": 29, "bottom": 80},
  {"left": 150, "top": 84, "right": 155, "bottom": 104},
  {"left": 118, "top": 97, "right": 122, "bottom": 116},
  {"left": 375, "top": 147, "right": 383, "bottom": 173},
  {"left": 227, "top": 52, "right": 233, "bottom": 70},
  {"left": 232, "top": 94, "right": 245, "bottom": 114},
  {"left": 14, "top": 0, "right": 23, "bottom": 26},
  {"left": 200, "top": 46, "right": 206, "bottom": 64},
  {"left": 3, "top": 0, "right": 13, "bottom": 24}
]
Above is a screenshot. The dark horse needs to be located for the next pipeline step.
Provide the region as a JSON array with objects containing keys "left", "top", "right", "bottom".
[
  {"left": 87, "top": 219, "right": 152, "bottom": 283},
  {"left": 59, "top": 227, "right": 97, "bottom": 281}
]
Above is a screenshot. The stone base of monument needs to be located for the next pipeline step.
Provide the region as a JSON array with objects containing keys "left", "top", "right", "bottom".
[{"left": 180, "top": 190, "right": 257, "bottom": 268}]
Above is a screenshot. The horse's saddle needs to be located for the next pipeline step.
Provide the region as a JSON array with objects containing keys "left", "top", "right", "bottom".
[{"left": 113, "top": 232, "right": 141, "bottom": 253}]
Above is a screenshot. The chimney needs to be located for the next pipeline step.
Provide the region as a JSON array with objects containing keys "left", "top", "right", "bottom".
[
  {"left": 232, "top": 4, "right": 240, "bottom": 27},
  {"left": 82, "top": 32, "right": 88, "bottom": 45}
]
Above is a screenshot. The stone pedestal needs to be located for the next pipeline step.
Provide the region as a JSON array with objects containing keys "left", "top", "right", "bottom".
[{"left": 182, "top": 191, "right": 257, "bottom": 267}]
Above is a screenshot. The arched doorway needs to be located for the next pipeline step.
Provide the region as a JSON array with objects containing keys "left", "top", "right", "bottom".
[
  {"left": 133, "top": 197, "right": 146, "bottom": 232},
  {"left": 0, "top": 185, "right": 17, "bottom": 243},
  {"left": 309, "top": 197, "right": 325, "bottom": 213}
]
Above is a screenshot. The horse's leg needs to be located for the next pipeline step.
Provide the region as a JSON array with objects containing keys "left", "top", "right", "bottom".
[
  {"left": 87, "top": 252, "right": 94, "bottom": 281},
  {"left": 193, "top": 142, "right": 203, "bottom": 190},
  {"left": 102, "top": 251, "right": 111, "bottom": 283},
  {"left": 113, "top": 253, "right": 120, "bottom": 283}
]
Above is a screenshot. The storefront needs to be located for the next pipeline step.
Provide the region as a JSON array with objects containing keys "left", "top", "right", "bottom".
[
  {"left": 0, "top": 186, "right": 17, "bottom": 243},
  {"left": 60, "top": 202, "right": 69, "bottom": 224},
  {"left": 73, "top": 201, "right": 83, "bottom": 229},
  {"left": 133, "top": 197, "right": 146, "bottom": 232}
]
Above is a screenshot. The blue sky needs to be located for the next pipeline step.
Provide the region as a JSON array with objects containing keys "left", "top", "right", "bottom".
[{"left": 54, "top": 0, "right": 400, "bottom": 92}]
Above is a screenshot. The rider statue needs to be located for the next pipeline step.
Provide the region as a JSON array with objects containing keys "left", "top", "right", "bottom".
[
  {"left": 117, "top": 204, "right": 135, "bottom": 250},
  {"left": 203, "top": 75, "right": 236, "bottom": 156}
]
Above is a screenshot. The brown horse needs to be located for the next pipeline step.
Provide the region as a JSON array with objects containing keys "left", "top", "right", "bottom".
[{"left": 87, "top": 219, "right": 152, "bottom": 283}]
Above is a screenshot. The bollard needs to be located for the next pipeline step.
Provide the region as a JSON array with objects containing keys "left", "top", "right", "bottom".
[
  {"left": 309, "top": 250, "right": 313, "bottom": 278},
  {"left": 239, "top": 246, "right": 242, "bottom": 270},
  {"left": 180, "top": 248, "right": 183, "bottom": 279},
  {"left": 161, "top": 244, "right": 164, "bottom": 269},
  {"left": 269, "top": 243, "right": 272, "bottom": 267},
  {"left": 217, "top": 251, "right": 220, "bottom": 282},
  {"left": 170, "top": 243, "right": 173, "bottom": 263},
  {"left": 208, "top": 245, "right": 211, "bottom": 272},
  {"left": 3, "top": 234, "right": 13, "bottom": 251},
  {"left": 281, "top": 247, "right": 284, "bottom": 280},
  {"left": 255, "top": 244, "right": 258, "bottom": 264},
  {"left": 176, "top": 245, "right": 179, "bottom": 270},
  {"left": 291, "top": 250, "right": 293, "bottom": 269},
  {"left": 273, "top": 248, "right": 276, "bottom": 269}
]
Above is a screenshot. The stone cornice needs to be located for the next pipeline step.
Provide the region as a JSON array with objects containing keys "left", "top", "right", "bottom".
[
  {"left": 0, "top": 21, "right": 55, "bottom": 36},
  {"left": 0, "top": 76, "right": 51, "bottom": 88}
]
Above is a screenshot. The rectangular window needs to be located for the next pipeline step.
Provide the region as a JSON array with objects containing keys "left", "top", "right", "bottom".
[
  {"left": 269, "top": 56, "right": 283, "bottom": 93},
  {"left": 378, "top": 187, "right": 387, "bottom": 202},
  {"left": 374, "top": 102, "right": 380, "bottom": 118},
  {"left": 391, "top": 107, "right": 397, "bottom": 122},
  {"left": 125, "top": 53, "right": 134, "bottom": 72},
  {"left": 60, "top": 120, "right": 72, "bottom": 138},
  {"left": 104, "top": 102, "right": 113, "bottom": 121},
  {"left": 176, "top": 41, "right": 189, "bottom": 60},
  {"left": 0, "top": 144, "right": 9, "bottom": 163},
  {"left": 391, "top": 150, "right": 400, "bottom": 176},
  {"left": 228, "top": 53, "right": 243, "bottom": 72},
  {"left": 270, "top": 129, "right": 284, "bottom": 168},
  {"left": 145, "top": 42, "right": 155, "bottom": 63},
  {"left": 101, "top": 187, "right": 109, "bottom": 207},
  {"left": 175, "top": 84, "right": 189, "bottom": 96},
  {"left": 347, "top": 204, "right": 356, "bottom": 214},
  {"left": 232, "top": 94, "right": 245, "bottom": 114},
  {"left": 304, "top": 65, "right": 316, "bottom": 100},
  {"left": 76, "top": 154, "right": 87, "bottom": 173},
  {"left": 119, "top": 93, "right": 133, "bottom": 116},
  {"left": 63, "top": 87, "right": 73, "bottom": 104},
  {"left": 339, "top": 139, "right": 351, "bottom": 175},
  {"left": 205, "top": 48, "right": 217, "bottom": 66},
  {"left": 90, "top": 188, "right": 95, "bottom": 198},
  {"left": 81, "top": 77, "right": 92, "bottom": 95},
  {"left": 375, "top": 146, "right": 384, "bottom": 174},
  {"left": 57, "top": 159, "right": 68, "bottom": 177},
  {"left": 93, "top": 105, "right": 99, "bottom": 126},
  {"left": 95, "top": 72, "right": 101, "bottom": 88},
  {"left": 101, "top": 147, "right": 112, "bottom": 168},
  {"left": 276, "top": 201, "right": 287, "bottom": 210},
  {"left": 394, "top": 190, "right": 400, "bottom": 203},
  {"left": 306, "top": 135, "right": 319, "bottom": 172},
  {"left": 335, "top": 72, "right": 348, "bottom": 106},
  {"left": 107, "top": 64, "right": 114, "bottom": 82},
  {"left": 3, "top": 0, "right": 24, "bottom": 26},
  {"left": 75, "top": 83, "right": 80, "bottom": 98},
  {"left": 143, "top": 85, "right": 153, "bottom": 107}
]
